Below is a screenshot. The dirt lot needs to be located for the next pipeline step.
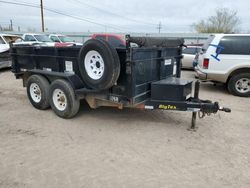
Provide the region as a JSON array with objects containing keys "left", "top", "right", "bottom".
[{"left": 0, "top": 69, "right": 250, "bottom": 188}]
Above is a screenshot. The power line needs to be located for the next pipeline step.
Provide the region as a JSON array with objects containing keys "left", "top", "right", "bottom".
[
  {"left": 0, "top": 0, "right": 126, "bottom": 31},
  {"left": 71, "top": 0, "right": 174, "bottom": 29},
  {"left": 61, "top": 0, "right": 195, "bottom": 31},
  {"left": 69, "top": 0, "right": 158, "bottom": 27},
  {"left": 65, "top": 0, "right": 197, "bottom": 30},
  {"left": 0, "top": 0, "right": 115, "bottom": 29},
  {"left": 63, "top": 0, "right": 137, "bottom": 31},
  {"left": 43, "top": 7, "right": 125, "bottom": 31},
  {"left": 10, "top": 19, "right": 13, "bottom": 31}
]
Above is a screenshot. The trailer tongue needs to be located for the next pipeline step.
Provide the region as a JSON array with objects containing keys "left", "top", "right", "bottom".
[
  {"left": 144, "top": 80, "right": 230, "bottom": 130},
  {"left": 11, "top": 35, "right": 231, "bottom": 130}
]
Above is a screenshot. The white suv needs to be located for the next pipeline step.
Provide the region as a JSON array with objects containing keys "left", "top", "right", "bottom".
[{"left": 195, "top": 34, "right": 250, "bottom": 97}]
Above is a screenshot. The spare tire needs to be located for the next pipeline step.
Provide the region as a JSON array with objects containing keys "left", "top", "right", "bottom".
[{"left": 78, "top": 39, "right": 120, "bottom": 90}]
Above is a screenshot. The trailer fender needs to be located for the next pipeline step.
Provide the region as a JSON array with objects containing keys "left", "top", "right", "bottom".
[{"left": 25, "top": 69, "right": 85, "bottom": 90}]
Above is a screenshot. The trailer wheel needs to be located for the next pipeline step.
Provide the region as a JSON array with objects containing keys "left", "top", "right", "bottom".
[
  {"left": 78, "top": 39, "right": 120, "bottom": 90},
  {"left": 49, "top": 79, "right": 80, "bottom": 118},
  {"left": 27, "top": 75, "right": 50, "bottom": 110}
]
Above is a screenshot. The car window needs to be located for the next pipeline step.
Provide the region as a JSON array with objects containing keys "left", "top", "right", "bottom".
[
  {"left": 218, "top": 36, "right": 250, "bottom": 55},
  {"left": 24, "top": 35, "right": 36, "bottom": 41},
  {"left": 183, "top": 47, "right": 199, "bottom": 54},
  {"left": 202, "top": 35, "right": 215, "bottom": 52},
  {"left": 34, "top": 35, "right": 52, "bottom": 42},
  {"left": 50, "top": 36, "right": 60, "bottom": 42},
  {"left": 95, "top": 35, "right": 106, "bottom": 41},
  {"left": 108, "top": 36, "right": 125, "bottom": 48},
  {"left": 0, "top": 37, "right": 5, "bottom": 44},
  {"left": 3, "top": 36, "right": 21, "bottom": 44},
  {"left": 58, "top": 36, "right": 73, "bottom": 42}
]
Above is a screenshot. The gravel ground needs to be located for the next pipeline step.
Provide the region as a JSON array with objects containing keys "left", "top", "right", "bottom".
[{"left": 0, "top": 69, "right": 250, "bottom": 188}]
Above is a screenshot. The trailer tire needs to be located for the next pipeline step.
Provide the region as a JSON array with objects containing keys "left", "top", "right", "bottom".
[
  {"left": 27, "top": 74, "right": 50, "bottom": 110},
  {"left": 49, "top": 79, "right": 80, "bottom": 118},
  {"left": 78, "top": 39, "right": 120, "bottom": 90}
]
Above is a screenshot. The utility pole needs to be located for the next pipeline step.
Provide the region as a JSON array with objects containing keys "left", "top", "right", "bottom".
[
  {"left": 10, "top": 19, "right": 13, "bottom": 31},
  {"left": 40, "top": 0, "right": 45, "bottom": 32},
  {"left": 157, "top": 22, "right": 162, "bottom": 33}
]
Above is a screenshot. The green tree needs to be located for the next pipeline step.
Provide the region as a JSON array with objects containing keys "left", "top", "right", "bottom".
[{"left": 193, "top": 8, "right": 240, "bottom": 33}]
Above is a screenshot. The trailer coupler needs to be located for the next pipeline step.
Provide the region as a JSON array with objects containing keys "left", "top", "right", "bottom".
[
  {"left": 189, "top": 99, "right": 231, "bottom": 131},
  {"left": 197, "top": 101, "right": 231, "bottom": 118}
]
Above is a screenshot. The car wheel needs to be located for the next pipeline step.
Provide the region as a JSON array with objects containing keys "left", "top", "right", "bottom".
[
  {"left": 78, "top": 39, "right": 120, "bottom": 90},
  {"left": 227, "top": 73, "right": 250, "bottom": 97},
  {"left": 27, "top": 74, "right": 50, "bottom": 110},
  {"left": 49, "top": 79, "right": 80, "bottom": 118}
]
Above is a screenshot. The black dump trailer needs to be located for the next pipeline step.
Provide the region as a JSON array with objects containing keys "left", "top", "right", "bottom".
[{"left": 10, "top": 35, "right": 231, "bottom": 130}]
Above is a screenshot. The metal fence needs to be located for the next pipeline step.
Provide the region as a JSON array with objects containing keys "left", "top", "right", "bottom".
[{"left": 1, "top": 31, "right": 210, "bottom": 44}]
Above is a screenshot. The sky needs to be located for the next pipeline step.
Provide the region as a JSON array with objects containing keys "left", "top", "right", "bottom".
[{"left": 0, "top": 0, "right": 250, "bottom": 33}]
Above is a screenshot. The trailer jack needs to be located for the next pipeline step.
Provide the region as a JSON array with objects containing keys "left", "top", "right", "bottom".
[{"left": 189, "top": 81, "right": 231, "bottom": 131}]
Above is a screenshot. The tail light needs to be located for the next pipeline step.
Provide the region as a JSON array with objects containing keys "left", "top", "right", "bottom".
[{"left": 203, "top": 58, "right": 209, "bottom": 69}]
